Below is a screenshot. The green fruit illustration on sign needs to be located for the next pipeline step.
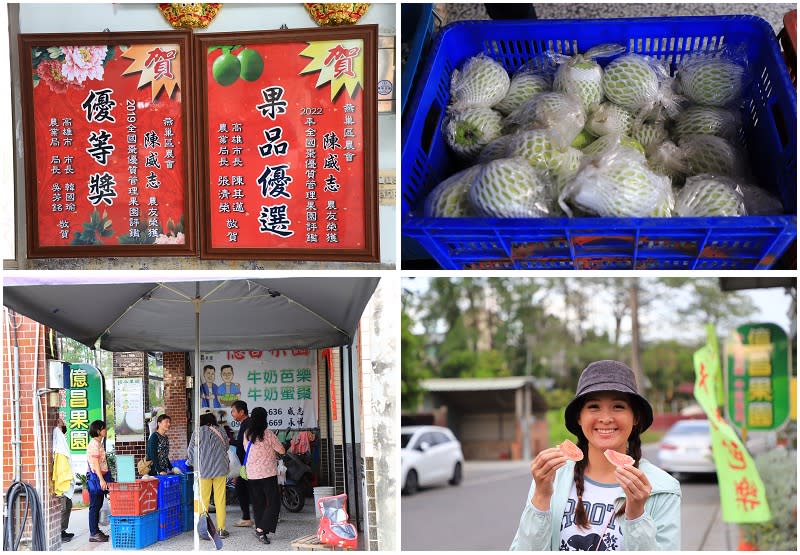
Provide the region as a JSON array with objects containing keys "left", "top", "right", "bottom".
[
  {"left": 213, "top": 51, "right": 241, "bottom": 86},
  {"left": 238, "top": 48, "right": 264, "bottom": 82}
]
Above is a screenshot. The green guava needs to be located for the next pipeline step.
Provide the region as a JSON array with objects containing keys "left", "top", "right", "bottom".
[
  {"left": 212, "top": 52, "right": 241, "bottom": 86},
  {"left": 237, "top": 49, "right": 264, "bottom": 82}
]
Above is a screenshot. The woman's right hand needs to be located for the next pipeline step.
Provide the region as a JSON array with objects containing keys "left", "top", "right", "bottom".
[
  {"left": 99, "top": 478, "right": 107, "bottom": 491},
  {"left": 530, "top": 448, "right": 568, "bottom": 510}
]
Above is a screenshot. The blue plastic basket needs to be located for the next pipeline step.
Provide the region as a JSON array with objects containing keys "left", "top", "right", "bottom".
[
  {"left": 401, "top": 3, "right": 436, "bottom": 115},
  {"left": 109, "top": 511, "right": 159, "bottom": 550},
  {"left": 156, "top": 474, "right": 181, "bottom": 509},
  {"left": 158, "top": 505, "right": 183, "bottom": 541},
  {"left": 179, "top": 471, "right": 194, "bottom": 504},
  {"left": 401, "top": 16, "right": 797, "bottom": 269},
  {"left": 182, "top": 504, "right": 194, "bottom": 533}
]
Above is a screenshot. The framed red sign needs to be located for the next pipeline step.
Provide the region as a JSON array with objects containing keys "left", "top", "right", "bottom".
[
  {"left": 195, "top": 26, "right": 379, "bottom": 261},
  {"left": 20, "top": 32, "right": 196, "bottom": 258}
]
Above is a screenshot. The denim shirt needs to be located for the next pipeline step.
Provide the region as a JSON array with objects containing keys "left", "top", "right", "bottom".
[{"left": 510, "top": 458, "right": 681, "bottom": 551}]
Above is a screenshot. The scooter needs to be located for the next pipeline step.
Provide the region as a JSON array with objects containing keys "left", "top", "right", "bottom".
[{"left": 281, "top": 451, "right": 312, "bottom": 512}]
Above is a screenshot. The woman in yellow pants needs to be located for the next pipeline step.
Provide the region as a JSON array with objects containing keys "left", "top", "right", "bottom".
[{"left": 188, "top": 410, "right": 231, "bottom": 538}]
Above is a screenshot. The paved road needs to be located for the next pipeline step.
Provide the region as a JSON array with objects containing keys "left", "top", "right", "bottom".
[{"left": 402, "top": 445, "right": 736, "bottom": 550}]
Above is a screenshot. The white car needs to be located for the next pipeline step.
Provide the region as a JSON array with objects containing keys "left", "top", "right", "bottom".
[
  {"left": 658, "top": 419, "right": 715, "bottom": 475},
  {"left": 401, "top": 425, "right": 464, "bottom": 495}
]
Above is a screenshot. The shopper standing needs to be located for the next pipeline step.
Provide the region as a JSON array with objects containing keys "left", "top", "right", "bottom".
[
  {"left": 231, "top": 400, "right": 253, "bottom": 527},
  {"left": 52, "top": 416, "right": 75, "bottom": 542},
  {"left": 86, "top": 420, "right": 110, "bottom": 543},
  {"left": 188, "top": 410, "right": 231, "bottom": 538},
  {"left": 147, "top": 414, "right": 177, "bottom": 475},
  {"left": 245, "top": 407, "right": 286, "bottom": 544}
]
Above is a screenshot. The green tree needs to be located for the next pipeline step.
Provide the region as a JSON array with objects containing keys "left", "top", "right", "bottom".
[
  {"left": 401, "top": 310, "right": 428, "bottom": 411},
  {"left": 659, "top": 278, "right": 757, "bottom": 329}
]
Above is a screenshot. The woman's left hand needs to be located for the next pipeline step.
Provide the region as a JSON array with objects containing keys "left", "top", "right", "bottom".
[{"left": 615, "top": 465, "right": 652, "bottom": 520}]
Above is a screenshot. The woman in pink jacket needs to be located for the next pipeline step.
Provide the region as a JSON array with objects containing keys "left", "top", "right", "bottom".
[{"left": 244, "top": 406, "right": 286, "bottom": 544}]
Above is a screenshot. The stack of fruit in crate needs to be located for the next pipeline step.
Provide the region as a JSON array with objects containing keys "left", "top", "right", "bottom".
[{"left": 425, "top": 45, "right": 785, "bottom": 220}]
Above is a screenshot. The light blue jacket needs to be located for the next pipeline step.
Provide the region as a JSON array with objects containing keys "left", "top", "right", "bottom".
[{"left": 510, "top": 458, "right": 681, "bottom": 551}]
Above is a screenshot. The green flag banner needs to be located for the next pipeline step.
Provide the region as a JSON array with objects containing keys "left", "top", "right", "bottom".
[{"left": 693, "top": 324, "right": 771, "bottom": 523}]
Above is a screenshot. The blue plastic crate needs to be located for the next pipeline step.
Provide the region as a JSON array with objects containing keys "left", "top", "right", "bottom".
[
  {"left": 401, "top": 16, "right": 797, "bottom": 269},
  {"left": 179, "top": 472, "right": 194, "bottom": 504},
  {"left": 182, "top": 504, "right": 194, "bottom": 533},
  {"left": 158, "top": 505, "right": 183, "bottom": 541},
  {"left": 401, "top": 3, "right": 436, "bottom": 115},
  {"left": 109, "top": 511, "right": 159, "bottom": 550},
  {"left": 156, "top": 474, "right": 181, "bottom": 509}
]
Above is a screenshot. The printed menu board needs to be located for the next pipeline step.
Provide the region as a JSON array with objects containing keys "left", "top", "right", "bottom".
[
  {"left": 20, "top": 32, "right": 196, "bottom": 258},
  {"left": 196, "top": 26, "right": 379, "bottom": 261}
]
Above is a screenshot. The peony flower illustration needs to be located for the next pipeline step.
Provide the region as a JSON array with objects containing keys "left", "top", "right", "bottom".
[
  {"left": 153, "top": 232, "right": 185, "bottom": 245},
  {"left": 61, "top": 45, "right": 108, "bottom": 84},
  {"left": 36, "top": 59, "right": 73, "bottom": 93}
]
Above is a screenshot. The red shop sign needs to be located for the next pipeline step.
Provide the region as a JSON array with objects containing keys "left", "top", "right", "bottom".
[
  {"left": 196, "top": 26, "right": 379, "bottom": 261},
  {"left": 20, "top": 32, "right": 196, "bottom": 258}
]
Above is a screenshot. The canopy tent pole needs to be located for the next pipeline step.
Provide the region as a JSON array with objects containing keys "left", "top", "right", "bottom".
[{"left": 193, "top": 285, "right": 201, "bottom": 552}]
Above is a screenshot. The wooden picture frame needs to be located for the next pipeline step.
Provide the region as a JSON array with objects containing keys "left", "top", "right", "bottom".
[
  {"left": 194, "top": 25, "right": 379, "bottom": 261},
  {"left": 20, "top": 31, "right": 196, "bottom": 258}
]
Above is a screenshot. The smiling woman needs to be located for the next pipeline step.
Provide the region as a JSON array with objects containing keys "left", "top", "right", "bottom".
[{"left": 510, "top": 361, "right": 681, "bottom": 551}]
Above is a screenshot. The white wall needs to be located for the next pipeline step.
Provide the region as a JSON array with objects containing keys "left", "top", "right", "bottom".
[{"left": 12, "top": 2, "right": 397, "bottom": 266}]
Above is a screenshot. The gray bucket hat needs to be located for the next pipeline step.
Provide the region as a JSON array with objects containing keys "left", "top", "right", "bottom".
[{"left": 564, "top": 360, "right": 653, "bottom": 436}]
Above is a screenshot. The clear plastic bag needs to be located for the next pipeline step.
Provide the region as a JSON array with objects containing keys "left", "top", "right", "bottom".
[
  {"left": 586, "top": 102, "right": 635, "bottom": 137},
  {"left": 468, "top": 157, "right": 553, "bottom": 218},
  {"left": 673, "top": 105, "right": 741, "bottom": 141},
  {"left": 559, "top": 145, "right": 673, "bottom": 217},
  {"left": 674, "top": 174, "right": 747, "bottom": 217},
  {"left": 602, "top": 53, "right": 682, "bottom": 119},
  {"left": 504, "top": 91, "right": 586, "bottom": 148},
  {"left": 442, "top": 105, "right": 503, "bottom": 160},
  {"left": 449, "top": 53, "right": 511, "bottom": 108},
  {"left": 552, "top": 43, "right": 626, "bottom": 111},
  {"left": 495, "top": 65, "right": 552, "bottom": 115},
  {"left": 678, "top": 133, "right": 749, "bottom": 179},
  {"left": 423, "top": 165, "right": 482, "bottom": 217},
  {"left": 676, "top": 45, "right": 749, "bottom": 108}
]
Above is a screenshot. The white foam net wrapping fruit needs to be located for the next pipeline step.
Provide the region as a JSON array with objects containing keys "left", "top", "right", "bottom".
[
  {"left": 449, "top": 54, "right": 511, "bottom": 108},
  {"left": 442, "top": 106, "right": 503, "bottom": 160},
  {"left": 423, "top": 165, "right": 482, "bottom": 217},
  {"left": 677, "top": 49, "right": 748, "bottom": 108},
  {"left": 469, "top": 157, "right": 553, "bottom": 218},
  {"left": 560, "top": 145, "right": 673, "bottom": 217},
  {"left": 504, "top": 92, "right": 586, "bottom": 148},
  {"left": 674, "top": 174, "right": 747, "bottom": 216}
]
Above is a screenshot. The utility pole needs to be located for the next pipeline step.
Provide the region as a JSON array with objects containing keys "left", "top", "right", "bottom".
[{"left": 629, "top": 282, "right": 645, "bottom": 394}]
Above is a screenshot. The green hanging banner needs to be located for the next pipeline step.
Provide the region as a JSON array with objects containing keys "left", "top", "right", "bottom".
[
  {"left": 58, "top": 363, "right": 106, "bottom": 455},
  {"left": 694, "top": 324, "right": 771, "bottom": 523},
  {"left": 725, "top": 323, "right": 790, "bottom": 432}
]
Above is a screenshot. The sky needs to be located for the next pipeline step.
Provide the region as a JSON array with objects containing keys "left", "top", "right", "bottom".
[{"left": 402, "top": 278, "right": 795, "bottom": 345}]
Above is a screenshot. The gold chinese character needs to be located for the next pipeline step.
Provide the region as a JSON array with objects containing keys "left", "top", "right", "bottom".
[
  {"left": 748, "top": 403, "right": 772, "bottom": 427},
  {"left": 70, "top": 389, "right": 88, "bottom": 408},
  {"left": 748, "top": 378, "right": 773, "bottom": 402},
  {"left": 748, "top": 359, "right": 772, "bottom": 377},
  {"left": 747, "top": 328, "right": 771, "bottom": 345},
  {"left": 69, "top": 409, "right": 90, "bottom": 430},
  {"left": 70, "top": 430, "right": 89, "bottom": 450},
  {"left": 70, "top": 373, "right": 88, "bottom": 388}
]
